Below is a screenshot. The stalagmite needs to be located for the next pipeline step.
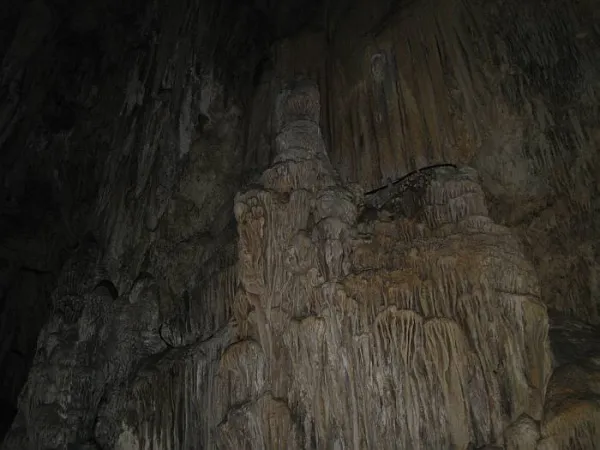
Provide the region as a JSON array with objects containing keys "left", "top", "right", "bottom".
[{"left": 227, "top": 80, "right": 554, "bottom": 449}]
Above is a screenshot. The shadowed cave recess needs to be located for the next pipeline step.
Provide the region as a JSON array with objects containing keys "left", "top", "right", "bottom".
[{"left": 1, "top": 0, "right": 600, "bottom": 448}]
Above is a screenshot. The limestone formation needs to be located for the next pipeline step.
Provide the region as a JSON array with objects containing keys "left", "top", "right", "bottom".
[
  {"left": 228, "top": 82, "right": 553, "bottom": 449},
  {"left": 1, "top": 0, "right": 600, "bottom": 449}
]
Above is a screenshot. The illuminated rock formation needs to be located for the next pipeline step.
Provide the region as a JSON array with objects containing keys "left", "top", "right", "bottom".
[
  {"left": 1, "top": 0, "right": 600, "bottom": 448},
  {"left": 223, "top": 81, "right": 553, "bottom": 449}
]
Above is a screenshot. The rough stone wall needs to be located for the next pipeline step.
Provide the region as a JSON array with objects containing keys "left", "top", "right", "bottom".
[
  {"left": 323, "top": 0, "right": 600, "bottom": 327},
  {"left": 0, "top": 0, "right": 269, "bottom": 447},
  {"left": 1, "top": 0, "right": 600, "bottom": 448}
]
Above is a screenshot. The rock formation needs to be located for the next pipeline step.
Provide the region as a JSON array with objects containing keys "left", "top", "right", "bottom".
[
  {"left": 230, "top": 81, "right": 553, "bottom": 449},
  {"left": 1, "top": 0, "right": 599, "bottom": 449}
]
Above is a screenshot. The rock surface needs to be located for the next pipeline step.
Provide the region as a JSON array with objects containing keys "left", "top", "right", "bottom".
[{"left": 0, "top": 0, "right": 599, "bottom": 449}]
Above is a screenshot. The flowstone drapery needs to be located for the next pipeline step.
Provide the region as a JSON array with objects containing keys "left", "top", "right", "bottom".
[
  {"left": 226, "top": 81, "right": 553, "bottom": 449},
  {"left": 1, "top": 0, "right": 600, "bottom": 448},
  {"left": 2, "top": 76, "right": 596, "bottom": 450}
]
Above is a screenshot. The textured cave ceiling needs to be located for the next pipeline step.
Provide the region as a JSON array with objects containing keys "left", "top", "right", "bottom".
[{"left": 1, "top": 0, "right": 600, "bottom": 449}]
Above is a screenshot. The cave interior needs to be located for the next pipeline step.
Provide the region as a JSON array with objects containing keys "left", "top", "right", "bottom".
[{"left": 1, "top": 0, "right": 600, "bottom": 449}]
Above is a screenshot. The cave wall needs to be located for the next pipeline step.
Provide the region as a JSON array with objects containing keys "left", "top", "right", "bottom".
[
  {"left": 0, "top": 0, "right": 272, "bottom": 446},
  {"left": 322, "top": 0, "right": 600, "bottom": 325},
  {"left": 0, "top": 0, "right": 599, "bottom": 448}
]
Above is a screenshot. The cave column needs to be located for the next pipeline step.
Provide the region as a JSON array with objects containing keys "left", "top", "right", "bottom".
[{"left": 223, "top": 80, "right": 358, "bottom": 447}]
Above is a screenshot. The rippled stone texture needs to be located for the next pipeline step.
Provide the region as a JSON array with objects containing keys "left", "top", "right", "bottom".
[
  {"left": 227, "top": 82, "right": 553, "bottom": 449},
  {"left": 1, "top": 0, "right": 600, "bottom": 448}
]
